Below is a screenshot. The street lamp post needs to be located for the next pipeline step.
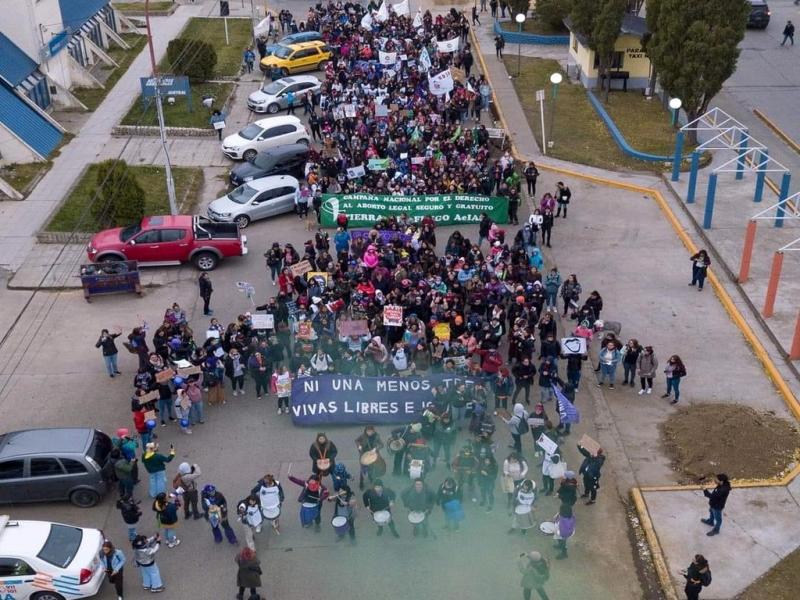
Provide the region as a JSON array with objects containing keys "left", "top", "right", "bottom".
[
  {"left": 515, "top": 13, "right": 525, "bottom": 77},
  {"left": 669, "top": 97, "right": 682, "bottom": 128},
  {"left": 548, "top": 72, "right": 563, "bottom": 149}
]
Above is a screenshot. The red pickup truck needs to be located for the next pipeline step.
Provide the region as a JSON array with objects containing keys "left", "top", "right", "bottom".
[{"left": 86, "top": 215, "right": 248, "bottom": 271}]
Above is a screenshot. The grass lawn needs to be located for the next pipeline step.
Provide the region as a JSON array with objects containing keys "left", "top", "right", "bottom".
[
  {"left": 504, "top": 56, "right": 696, "bottom": 172},
  {"left": 0, "top": 162, "right": 51, "bottom": 195},
  {"left": 73, "top": 34, "right": 147, "bottom": 111},
  {"left": 169, "top": 17, "right": 253, "bottom": 78},
  {"left": 112, "top": 1, "right": 174, "bottom": 11},
  {"left": 46, "top": 164, "right": 203, "bottom": 232},
  {"left": 499, "top": 19, "right": 568, "bottom": 36},
  {"left": 738, "top": 545, "right": 800, "bottom": 600},
  {"left": 120, "top": 82, "right": 233, "bottom": 128}
]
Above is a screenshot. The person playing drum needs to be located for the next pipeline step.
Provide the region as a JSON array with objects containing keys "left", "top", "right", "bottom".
[
  {"left": 326, "top": 484, "right": 356, "bottom": 544},
  {"left": 309, "top": 433, "right": 338, "bottom": 479},
  {"left": 355, "top": 426, "right": 385, "bottom": 490},
  {"left": 509, "top": 479, "right": 536, "bottom": 535},
  {"left": 362, "top": 480, "right": 400, "bottom": 538},
  {"left": 401, "top": 478, "right": 435, "bottom": 538},
  {"left": 405, "top": 427, "right": 431, "bottom": 478},
  {"left": 389, "top": 423, "right": 417, "bottom": 476},
  {"left": 251, "top": 474, "right": 284, "bottom": 534},
  {"left": 288, "top": 474, "right": 329, "bottom": 532}
]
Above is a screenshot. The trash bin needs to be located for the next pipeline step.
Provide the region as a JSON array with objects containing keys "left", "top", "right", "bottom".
[{"left": 220, "top": 1, "right": 230, "bottom": 16}]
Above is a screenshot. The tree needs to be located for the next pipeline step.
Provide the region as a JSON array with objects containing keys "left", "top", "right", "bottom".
[
  {"left": 535, "top": 0, "right": 573, "bottom": 31},
  {"left": 166, "top": 38, "right": 218, "bottom": 82},
  {"left": 592, "top": 0, "right": 627, "bottom": 101},
  {"left": 646, "top": 0, "right": 750, "bottom": 143},
  {"left": 91, "top": 160, "right": 146, "bottom": 228},
  {"left": 507, "top": 0, "right": 531, "bottom": 18}
]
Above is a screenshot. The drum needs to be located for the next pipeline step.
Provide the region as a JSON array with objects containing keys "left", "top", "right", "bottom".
[
  {"left": 514, "top": 504, "right": 532, "bottom": 515},
  {"left": 316, "top": 458, "right": 331, "bottom": 472},
  {"left": 331, "top": 515, "right": 350, "bottom": 535},
  {"left": 360, "top": 448, "right": 379, "bottom": 466},
  {"left": 373, "top": 510, "right": 392, "bottom": 525},
  {"left": 442, "top": 499, "right": 465, "bottom": 523},
  {"left": 300, "top": 502, "right": 319, "bottom": 527},
  {"left": 408, "top": 459, "right": 424, "bottom": 480},
  {"left": 387, "top": 438, "right": 406, "bottom": 453},
  {"left": 539, "top": 521, "right": 557, "bottom": 535},
  {"left": 408, "top": 511, "right": 426, "bottom": 525},
  {"left": 262, "top": 505, "right": 280, "bottom": 521}
]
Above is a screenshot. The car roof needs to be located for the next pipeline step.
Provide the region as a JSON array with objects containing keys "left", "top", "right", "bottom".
[
  {"left": 285, "top": 40, "right": 327, "bottom": 50},
  {"left": 257, "top": 143, "right": 311, "bottom": 158},
  {"left": 279, "top": 75, "right": 320, "bottom": 85},
  {"left": 253, "top": 115, "right": 302, "bottom": 128},
  {"left": 142, "top": 215, "right": 193, "bottom": 228},
  {"left": 0, "top": 428, "right": 93, "bottom": 460},
  {"left": 247, "top": 175, "right": 300, "bottom": 190},
  {"left": 0, "top": 517, "right": 54, "bottom": 554}
]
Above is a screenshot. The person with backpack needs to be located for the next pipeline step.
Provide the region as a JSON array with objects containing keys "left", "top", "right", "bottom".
[
  {"left": 701, "top": 473, "right": 731, "bottom": 536},
  {"left": 116, "top": 494, "right": 142, "bottom": 542},
  {"left": 175, "top": 462, "right": 203, "bottom": 520},
  {"left": 518, "top": 550, "right": 550, "bottom": 600},
  {"left": 661, "top": 355, "right": 687, "bottom": 405},
  {"left": 682, "top": 554, "right": 712, "bottom": 600},
  {"left": 502, "top": 403, "right": 529, "bottom": 453},
  {"left": 235, "top": 547, "right": 262, "bottom": 600},
  {"left": 152, "top": 493, "right": 180, "bottom": 548}
]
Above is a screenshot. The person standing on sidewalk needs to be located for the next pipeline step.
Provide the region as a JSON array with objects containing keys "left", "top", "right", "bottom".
[
  {"left": 100, "top": 540, "right": 126, "bottom": 600},
  {"left": 636, "top": 345, "right": 658, "bottom": 395},
  {"left": 243, "top": 47, "right": 255, "bottom": 73},
  {"left": 781, "top": 20, "right": 795, "bottom": 46},
  {"left": 555, "top": 182, "right": 571, "bottom": 218},
  {"left": 701, "top": 474, "right": 731, "bottom": 536},
  {"left": 199, "top": 273, "right": 213, "bottom": 316},
  {"left": 481, "top": 0, "right": 488, "bottom": 12},
  {"left": 682, "top": 554, "right": 712, "bottom": 600},
  {"left": 96, "top": 327, "right": 122, "bottom": 378},
  {"left": 577, "top": 444, "right": 605, "bottom": 505},
  {"left": 143, "top": 442, "right": 175, "bottom": 498},
  {"left": 495, "top": 34, "right": 505, "bottom": 59},
  {"left": 210, "top": 109, "right": 226, "bottom": 141},
  {"left": 661, "top": 355, "right": 686, "bottom": 404},
  {"left": 472, "top": 5, "right": 480, "bottom": 25},
  {"left": 285, "top": 89, "right": 296, "bottom": 115},
  {"left": 524, "top": 161, "right": 539, "bottom": 197},
  {"left": 490, "top": 0, "right": 498, "bottom": 18},
  {"left": 689, "top": 250, "right": 711, "bottom": 290}
]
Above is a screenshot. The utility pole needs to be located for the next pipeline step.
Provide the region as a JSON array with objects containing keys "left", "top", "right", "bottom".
[{"left": 145, "top": 0, "right": 178, "bottom": 215}]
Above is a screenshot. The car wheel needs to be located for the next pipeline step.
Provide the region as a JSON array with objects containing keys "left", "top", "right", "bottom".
[
  {"left": 281, "top": 68, "right": 290, "bottom": 77},
  {"left": 267, "top": 103, "right": 280, "bottom": 114},
  {"left": 317, "top": 60, "right": 328, "bottom": 71},
  {"left": 235, "top": 215, "right": 251, "bottom": 229},
  {"left": 98, "top": 254, "right": 122, "bottom": 263},
  {"left": 32, "top": 592, "right": 67, "bottom": 600},
  {"left": 297, "top": 138, "right": 309, "bottom": 145},
  {"left": 70, "top": 488, "right": 99, "bottom": 508},
  {"left": 243, "top": 149, "right": 257, "bottom": 162},
  {"left": 194, "top": 252, "right": 219, "bottom": 271}
]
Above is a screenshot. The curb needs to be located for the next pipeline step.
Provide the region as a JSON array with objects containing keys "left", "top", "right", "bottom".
[{"left": 753, "top": 108, "right": 800, "bottom": 155}]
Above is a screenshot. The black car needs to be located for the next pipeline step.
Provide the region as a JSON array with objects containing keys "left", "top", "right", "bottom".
[
  {"left": 229, "top": 143, "right": 310, "bottom": 187},
  {"left": 747, "top": 0, "right": 770, "bottom": 29}
]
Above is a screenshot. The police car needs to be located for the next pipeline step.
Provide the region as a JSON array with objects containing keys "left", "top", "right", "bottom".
[{"left": 0, "top": 516, "right": 105, "bottom": 600}]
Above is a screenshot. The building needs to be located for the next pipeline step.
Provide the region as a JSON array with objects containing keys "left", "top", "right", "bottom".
[
  {"left": 564, "top": 13, "right": 652, "bottom": 91},
  {"left": 0, "top": 0, "right": 132, "bottom": 166}
]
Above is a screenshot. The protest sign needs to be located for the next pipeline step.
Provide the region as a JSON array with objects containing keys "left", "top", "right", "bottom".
[
  {"left": 347, "top": 165, "right": 366, "bottom": 179},
  {"left": 140, "top": 390, "right": 160, "bottom": 404},
  {"left": 436, "top": 37, "right": 459, "bottom": 53},
  {"left": 536, "top": 433, "right": 558, "bottom": 455},
  {"left": 177, "top": 365, "right": 202, "bottom": 377},
  {"left": 383, "top": 304, "right": 403, "bottom": 326},
  {"left": 350, "top": 229, "right": 412, "bottom": 244},
  {"left": 156, "top": 369, "right": 175, "bottom": 384},
  {"left": 428, "top": 69, "right": 454, "bottom": 95},
  {"left": 379, "top": 51, "right": 397, "bottom": 65},
  {"left": 579, "top": 434, "right": 601, "bottom": 456},
  {"left": 251, "top": 314, "right": 275, "bottom": 330},
  {"left": 560, "top": 337, "right": 587, "bottom": 356},
  {"left": 433, "top": 322, "right": 451, "bottom": 341},
  {"left": 206, "top": 329, "right": 221, "bottom": 339},
  {"left": 286, "top": 300, "right": 298, "bottom": 316},
  {"left": 290, "top": 260, "right": 312, "bottom": 278},
  {"left": 340, "top": 319, "right": 370, "bottom": 337},
  {"left": 306, "top": 271, "right": 329, "bottom": 285},
  {"left": 296, "top": 321, "right": 314, "bottom": 339},
  {"left": 451, "top": 66, "right": 466, "bottom": 83}
]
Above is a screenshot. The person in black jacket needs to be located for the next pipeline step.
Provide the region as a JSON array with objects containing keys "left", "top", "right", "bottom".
[
  {"left": 540, "top": 209, "right": 554, "bottom": 248},
  {"left": 401, "top": 479, "right": 435, "bottom": 537},
  {"left": 555, "top": 182, "right": 571, "bottom": 218},
  {"left": 199, "top": 273, "right": 213, "bottom": 316},
  {"left": 682, "top": 554, "right": 712, "bottom": 600},
  {"left": 96, "top": 328, "right": 122, "bottom": 377},
  {"left": 578, "top": 444, "right": 605, "bottom": 505},
  {"left": 512, "top": 357, "right": 536, "bottom": 405},
  {"left": 701, "top": 473, "right": 730, "bottom": 536},
  {"left": 362, "top": 480, "right": 400, "bottom": 538},
  {"left": 478, "top": 213, "right": 492, "bottom": 248},
  {"left": 116, "top": 494, "right": 142, "bottom": 542}
]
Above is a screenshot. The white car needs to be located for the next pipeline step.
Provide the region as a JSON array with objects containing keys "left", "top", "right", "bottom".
[
  {"left": 0, "top": 515, "right": 105, "bottom": 600},
  {"left": 247, "top": 75, "right": 321, "bottom": 114},
  {"left": 207, "top": 174, "right": 300, "bottom": 228},
  {"left": 221, "top": 115, "right": 309, "bottom": 161}
]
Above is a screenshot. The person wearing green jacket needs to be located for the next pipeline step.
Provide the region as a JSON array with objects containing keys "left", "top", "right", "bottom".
[{"left": 143, "top": 442, "right": 175, "bottom": 498}]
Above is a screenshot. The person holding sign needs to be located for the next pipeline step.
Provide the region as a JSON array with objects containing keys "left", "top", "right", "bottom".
[{"left": 578, "top": 443, "right": 605, "bottom": 505}]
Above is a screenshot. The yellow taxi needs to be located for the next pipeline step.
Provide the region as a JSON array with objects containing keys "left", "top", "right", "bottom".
[{"left": 260, "top": 41, "right": 332, "bottom": 76}]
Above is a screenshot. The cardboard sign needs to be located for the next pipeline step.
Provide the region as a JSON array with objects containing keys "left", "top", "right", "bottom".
[
  {"left": 155, "top": 369, "right": 175, "bottom": 384},
  {"left": 140, "top": 391, "right": 160, "bottom": 404},
  {"left": 213, "top": 120, "right": 226, "bottom": 130},
  {"left": 206, "top": 329, "right": 221, "bottom": 339},
  {"left": 290, "top": 260, "right": 313, "bottom": 278},
  {"left": 340, "top": 319, "right": 370, "bottom": 337},
  {"left": 527, "top": 417, "right": 546, "bottom": 429},
  {"left": 306, "top": 271, "right": 329, "bottom": 285},
  {"left": 579, "top": 434, "right": 601, "bottom": 457},
  {"left": 144, "top": 409, "right": 157, "bottom": 421},
  {"left": 560, "top": 337, "right": 587, "bottom": 356},
  {"left": 448, "top": 355, "right": 467, "bottom": 368},
  {"left": 451, "top": 66, "right": 466, "bottom": 83},
  {"left": 296, "top": 321, "right": 314, "bottom": 339},
  {"left": 383, "top": 304, "right": 403, "bottom": 326},
  {"left": 251, "top": 314, "right": 275, "bottom": 330},
  {"left": 177, "top": 365, "right": 202, "bottom": 377},
  {"left": 433, "top": 322, "right": 451, "bottom": 341},
  {"left": 536, "top": 433, "right": 558, "bottom": 455}
]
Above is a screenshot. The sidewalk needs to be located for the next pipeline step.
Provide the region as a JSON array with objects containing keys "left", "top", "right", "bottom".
[{"left": 0, "top": 1, "right": 209, "bottom": 273}]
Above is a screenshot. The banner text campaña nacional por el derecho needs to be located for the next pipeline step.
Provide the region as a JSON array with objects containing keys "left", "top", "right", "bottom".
[{"left": 320, "top": 193, "right": 509, "bottom": 227}]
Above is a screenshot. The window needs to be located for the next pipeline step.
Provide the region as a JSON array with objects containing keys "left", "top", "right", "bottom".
[
  {"left": 0, "top": 558, "right": 35, "bottom": 577},
  {"left": 37, "top": 525, "right": 83, "bottom": 568},
  {"left": 0, "top": 460, "right": 23, "bottom": 480},
  {"left": 293, "top": 49, "right": 315, "bottom": 59},
  {"left": 29, "top": 458, "right": 64, "bottom": 478},
  {"left": 60, "top": 458, "right": 88, "bottom": 474},
  {"left": 160, "top": 229, "right": 186, "bottom": 242},
  {"left": 264, "top": 125, "right": 296, "bottom": 138},
  {"left": 593, "top": 51, "right": 624, "bottom": 69},
  {"left": 134, "top": 230, "right": 161, "bottom": 244}
]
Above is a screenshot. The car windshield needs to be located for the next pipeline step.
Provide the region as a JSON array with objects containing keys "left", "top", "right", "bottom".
[
  {"left": 89, "top": 430, "right": 112, "bottom": 466},
  {"left": 119, "top": 223, "right": 141, "bottom": 242},
  {"left": 238, "top": 124, "right": 262, "bottom": 141},
  {"left": 37, "top": 525, "right": 83, "bottom": 568},
  {"left": 273, "top": 45, "right": 292, "bottom": 58},
  {"left": 261, "top": 81, "right": 285, "bottom": 95},
  {"left": 228, "top": 184, "right": 259, "bottom": 204}
]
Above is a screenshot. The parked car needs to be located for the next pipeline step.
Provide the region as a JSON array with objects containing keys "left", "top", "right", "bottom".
[
  {"left": 747, "top": 0, "right": 770, "bottom": 28},
  {"left": 221, "top": 115, "right": 308, "bottom": 161},
  {"left": 259, "top": 40, "right": 332, "bottom": 76},
  {"left": 229, "top": 143, "right": 310, "bottom": 186},
  {"left": 86, "top": 215, "right": 248, "bottom": 271},
  {"left": 207, "top": 175, "right": 300, "bottom": 228},
  {"left": 247, "top": 75, "right": 322, "bottom": 114},
  {"left": 0, "top": 428, "right": 112, "bottom": 508},
  {"left": 0, "top": 515, "right": 106, "bottom": 599},
  {"left": 263, "top": 31, "right": 323, "bottom": 57}
]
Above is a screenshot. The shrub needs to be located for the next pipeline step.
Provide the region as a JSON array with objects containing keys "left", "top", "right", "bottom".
[
  {"left": 166, "top": 38, "right": 218, "bottom": 82},
  {"left": 536, "top": 0, "right": 573, "bottom": 31},
  {"left": 91, "top": 160, "right": 146, "bottom": 228}
]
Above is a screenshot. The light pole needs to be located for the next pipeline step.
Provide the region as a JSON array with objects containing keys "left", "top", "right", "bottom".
[
  {"left": 669, "top": 97, "right": 682, "bottom": 128},
  {"left": 515, "top": 13, "right": 525, "bottom": 77},
  {"left": 548, "top": 72, "right": 562, "bottom": 149}
]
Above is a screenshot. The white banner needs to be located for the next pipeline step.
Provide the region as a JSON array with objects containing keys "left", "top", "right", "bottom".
[
  {"left": 436, "top": 37, "right": 460, "bottom": 53},
  {"left": 376, "top": 1, "right": 389, "bottom": 22},
  {"left": 360, "top": 12, "right": 373, "bottom": 29},
  {"left": 392, "top": 0, "right": 410, "bottom": 16},
  {"left": 428, "top": 69, "right": 454, "bottom": 96},
  {"left": 419, "top": 47, "right": 432, "bottom": 72},
  {"left": 413, "top": 8, "right": 423, "bottom": 29},
  {"left": 379, "top": 51, "right": 398, "bottom": 66},
  {"left": 254, "top": 17, "right": 271, "bottom": 37},
  {"left": 347, "top": 165, "right": 366, "bottom": 179}
]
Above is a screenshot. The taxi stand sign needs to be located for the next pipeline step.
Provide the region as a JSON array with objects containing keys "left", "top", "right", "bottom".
[{"left": 139, "top": 75, "right": 192, "bottom": 110}]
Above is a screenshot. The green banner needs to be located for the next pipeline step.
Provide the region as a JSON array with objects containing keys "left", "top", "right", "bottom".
[{"left": 320, "top": 193, "right": 509, "bottom": 227}]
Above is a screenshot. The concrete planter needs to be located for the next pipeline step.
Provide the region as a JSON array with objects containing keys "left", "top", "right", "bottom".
[
  {"left": 493, "top": 19, "right": 569, "bottom": 45},
  {"left": 37, "top": 231, "right": 93, "bottom": 244},
  {"left": 112, "top": 125, "right": 217, "bottom": 137}
]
